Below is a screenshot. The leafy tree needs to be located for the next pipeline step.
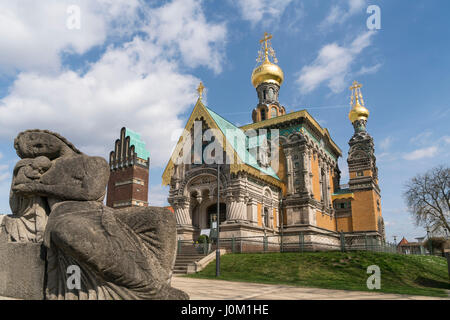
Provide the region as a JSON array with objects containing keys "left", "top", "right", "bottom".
[{"left": 404, "top": 165, "right": 450, "bottom": 234}]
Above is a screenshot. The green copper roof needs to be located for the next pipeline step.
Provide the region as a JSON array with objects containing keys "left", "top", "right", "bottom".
[
  {"left": 125, "top": 128, "right": 150, "bottom": 160},
  {"left": 205, "top": 107, "right": 280, "bottom": 181}
]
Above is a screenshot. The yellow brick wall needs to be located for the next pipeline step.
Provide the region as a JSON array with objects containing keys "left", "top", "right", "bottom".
[
  {"left": 337, "top": 216, "right": 353, "bottom": 232},
  {"left": 349, "top": 170, "right": 373, "bottom": 179},
  {"left": 257, "top": 203, "right": 262, "bottom": 227},
  {"left": 329, "top": 167, "right": 335, "bottom": 193},
  {"left": 372, "top": 192, "right": 382, "bottom": 231},
  {"left": 316, "top": 210, "right": 336, "bottom": 231},
  {"left": 277, "top": 147, "right": 287, "bottom": 196},
  {"left": 351, "top": 190, "right": 378, "bottom": 231}
]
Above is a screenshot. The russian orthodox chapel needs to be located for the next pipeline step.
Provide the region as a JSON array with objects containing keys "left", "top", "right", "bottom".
[{"left": 162, "top": 33, "right": 385, "bottom": 248}]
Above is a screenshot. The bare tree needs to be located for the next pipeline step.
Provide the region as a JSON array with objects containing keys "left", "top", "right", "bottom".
[{"left": 404, "top": 165, "right": 450, "bottom": 234}]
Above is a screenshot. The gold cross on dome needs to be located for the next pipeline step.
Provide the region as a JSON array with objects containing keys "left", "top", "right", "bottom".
[
  {"left": 350, "top": 80, "right": 362, "bottom": 91},
  {"left": 259, "top": 32, "right": 273, "bottom": 61},
  {"left": 259, "top": 32, "right": 273, "bottom": 45},
  {"left": 197, "top": 82, "right": 205, "bottom": 100},
  {"left": 349, "top": 81, "right": 364, "bottom": 107}
]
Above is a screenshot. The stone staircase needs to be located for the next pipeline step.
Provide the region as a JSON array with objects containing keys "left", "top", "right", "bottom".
[{"left": 173, "top": 246, "right": 208, "bottom": 275}]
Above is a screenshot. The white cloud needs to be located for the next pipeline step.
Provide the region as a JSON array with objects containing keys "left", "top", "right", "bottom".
[
  {"left": 297, "top": 31, "right": 375, "bottom": 94},
  {"left": 0, "top": 0, "right": 141, "bottom": 74},
  {"left": 409, "top": 131, "right": 432, "bottom": 146},
  {"left": 0, "top": 0, "right": 227, "bottom": 169},
  {"left": 144, "top": 0, "right": 226, "bottom": 74},
  {"left": 320, "top": 0, "right": 365, "bottom": 30},
  {"left": 379, "top": 136, "right": 393, "bottom": 151},
  {"left": 356, "top": 63, "right": 382, "bottom": 76},
  {"left": 233, "top": 0, "right": 293, "bottom": 26},
  {"left": 0, "top": 152, "right": 3, "bottom": 160},
  {"left": 403, "top": 146, "right": 438, "bottom": 161},
  {"left": 148, "top": 185, "right": 170, "bottom": 207}
]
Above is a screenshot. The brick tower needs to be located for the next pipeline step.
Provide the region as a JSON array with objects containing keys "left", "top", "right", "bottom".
[
  {"left": 347, "top": 81, "right": 384, "bottom": 240},
  {"left": 106, "top": 127, "right": 150, "bottom": 208}
]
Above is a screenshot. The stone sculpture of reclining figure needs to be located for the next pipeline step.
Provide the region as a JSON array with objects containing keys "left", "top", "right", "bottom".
[{"left": 6, "top": 129, "right": 188, "bottom": 300}]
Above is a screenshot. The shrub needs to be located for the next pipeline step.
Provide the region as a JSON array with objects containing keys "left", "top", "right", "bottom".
[{"left": 197, "top": 235, "right": 209, "bottom": 244}]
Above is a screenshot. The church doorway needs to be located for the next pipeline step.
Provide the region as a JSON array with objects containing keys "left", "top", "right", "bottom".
[{"left": 206, "top": 203, "right": 226, "bottom": 228}]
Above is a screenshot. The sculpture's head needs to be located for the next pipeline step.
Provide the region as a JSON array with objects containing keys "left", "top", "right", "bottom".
[{"left": 14, "top": 130, "right": 82, "bottom": 160}]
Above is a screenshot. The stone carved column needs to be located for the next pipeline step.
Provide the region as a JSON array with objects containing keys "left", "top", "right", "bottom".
[
  {"left": 325, "top": 162, "right": 332, "bottom": 208},
  {"left": 301, "top": 149, "right": 311, "bottom": 195},
  {"left": 307, "top": 149, "right": 314, "bottom": 198},
  {"left": 247, "top": 198, "right": 258, "bottom": 223},
  {"left": 285, "top": 149, "right": 294, "bottom": 195},
  {"left": 173, "top": 197, "right": 191, "bottom": 225},
  {"left": 272, "top": 207, "right": 278, "bottom": 229},
  {"left": 318, "top": 158, "right": 324, "bottom": 204},
  {"left": 227, "top": 195, "right": 246, "bottom": 222}
]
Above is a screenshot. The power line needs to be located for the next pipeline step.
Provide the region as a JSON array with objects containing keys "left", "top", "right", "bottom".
[{"left": 219, "top": 104, "right": 350, "bottom": 116}]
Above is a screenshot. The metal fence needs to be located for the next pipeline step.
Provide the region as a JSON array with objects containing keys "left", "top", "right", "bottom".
[{"left": 177, "top": 232, "right": 399, "bottom": 255}]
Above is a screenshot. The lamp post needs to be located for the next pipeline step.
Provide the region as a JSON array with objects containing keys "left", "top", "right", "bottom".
[
  {"left": 280, "top": 199, "right": 283, "bottom": 253},
  {"left": 262, "top": 210, "right": 267, "bottom": 238},
  {"left": 426, "top": 226, "right": 432, "bottom": 255},
  {"left": 216, "top": 163, "right": 221, "bottom": 277}
]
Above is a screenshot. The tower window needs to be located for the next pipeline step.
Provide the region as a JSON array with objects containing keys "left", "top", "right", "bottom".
[
  {"left": 260, "top": 109, "right": 266, "bottom": 120},
  {"left": 271, "top": 107, "right": 277, "bottom": 118},
  {"left": 357, "top": 171, "right": 364, "bottom": 177}
]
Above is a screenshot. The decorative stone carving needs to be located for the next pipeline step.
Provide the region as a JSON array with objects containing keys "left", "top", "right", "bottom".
[{"left": 1, "top": 130, "right": 188, "bottom": 300}]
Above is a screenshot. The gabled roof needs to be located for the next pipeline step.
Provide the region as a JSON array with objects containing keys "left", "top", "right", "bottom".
[
  {"left": 205, "top": 106, "right": 279, "bottom": 180},
  {"left": 162, "top": 99, "right": 282, "bottom": 187},
  {"left": 398, "top": 237, "right": 409, "bottom": 246}
]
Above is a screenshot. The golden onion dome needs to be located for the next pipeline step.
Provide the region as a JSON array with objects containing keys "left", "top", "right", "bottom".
[
  {"left": 348, "top": 80, "right": 370, "bottom": 123},
  {"left": 251, "top": 59, "right": 284, "bottom": 88},
  {"left": 348, "top": 100, "right": 370, "bottom": 123}
]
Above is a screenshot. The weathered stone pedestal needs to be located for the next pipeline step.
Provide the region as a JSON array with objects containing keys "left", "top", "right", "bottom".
[{"left": 0, "top": 230, "right": 46, "bottom": 300}]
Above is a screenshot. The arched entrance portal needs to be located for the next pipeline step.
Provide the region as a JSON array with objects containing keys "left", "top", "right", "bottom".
[{"left": 206, "top": 203, "right": 226, "bottom": 228}]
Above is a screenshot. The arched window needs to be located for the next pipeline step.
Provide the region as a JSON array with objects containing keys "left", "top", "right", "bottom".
[
  {"left": 271, "top": 107, "right": 277, "bottom": 118},
  {"left": 260, "top": 109, "right": 266, "bottom": 121},
  {"left": 321, "top": 169, "right": 327, "bottom": 206},
  {"left": 263, "top": 207, "right": 269, "bottom": 227}
]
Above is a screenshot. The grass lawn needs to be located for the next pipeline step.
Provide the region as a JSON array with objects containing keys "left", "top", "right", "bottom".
[{"left": 186, "top": 251, "right": 450, "bottom": 297}]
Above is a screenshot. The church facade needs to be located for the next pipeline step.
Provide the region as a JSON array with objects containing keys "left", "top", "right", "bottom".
[{"left": 162, "top": 33, "right": 384, "bottom": 249}]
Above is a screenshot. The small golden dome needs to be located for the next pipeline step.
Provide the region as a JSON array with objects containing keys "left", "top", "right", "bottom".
[
  {"left": 348, "top": 100, "right": 370, "bottom": 123},
  {"left": 252, "top": 32, "right": 284, "bottom": 88},
  {"left": 348, "top": 80, "right": 370, "bottom": 123},
  {"left": 251, "top": 59, "right": 284, "bottom": 88}
]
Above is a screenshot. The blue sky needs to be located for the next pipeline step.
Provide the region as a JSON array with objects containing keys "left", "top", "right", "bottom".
[{"left": 0, "top": 0, "right": 449, "bottom": 243}]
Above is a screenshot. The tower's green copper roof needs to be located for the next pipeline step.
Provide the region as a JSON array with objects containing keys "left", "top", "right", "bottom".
[
  {"left": 205, "top": 106, "right": 280, "bottom": 181},
  {"left": 125, "top": 128, "right": 150, "bottom": 160}
]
